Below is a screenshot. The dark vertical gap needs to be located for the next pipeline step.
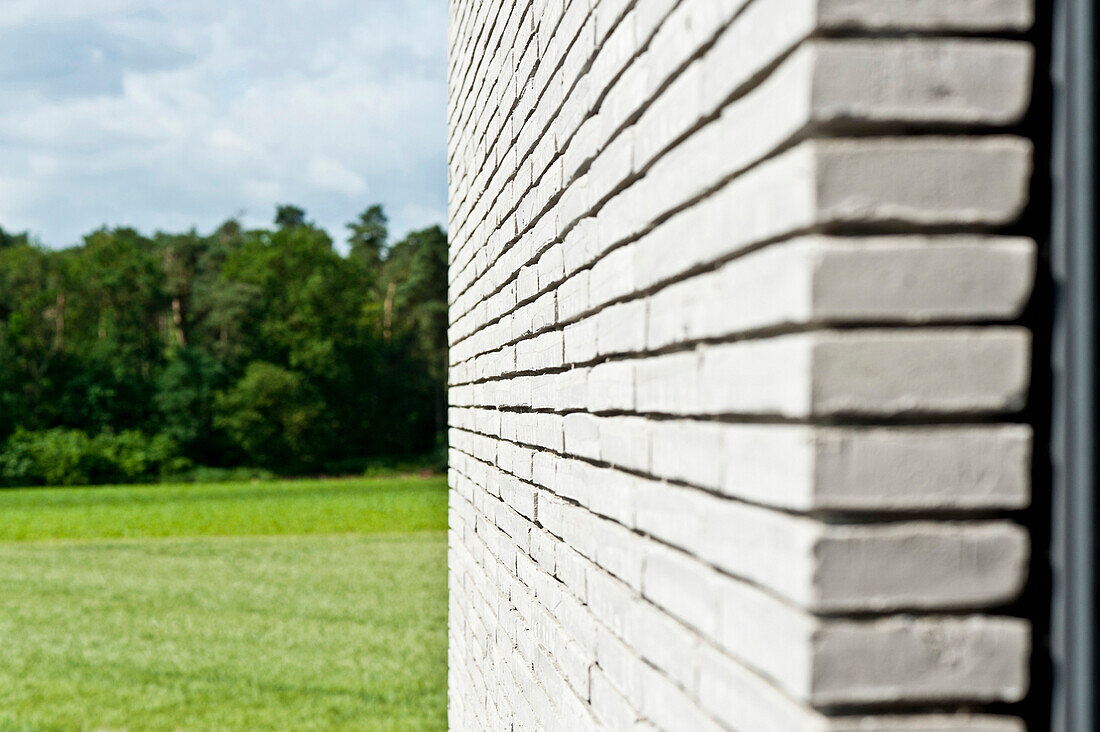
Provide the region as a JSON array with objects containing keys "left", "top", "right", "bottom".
[{"left": 1009, "top": 0, "right": 1055, "bottom": 726}]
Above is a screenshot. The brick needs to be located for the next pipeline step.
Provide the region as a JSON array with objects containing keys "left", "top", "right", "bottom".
[
  {"left": 689, "top": 329, "right": 1030, "bottom": 418},
  {"left": 557, "top": 267, "right": 590, "bottom": 321},
  {"left": 564, "top": 412, "right": 601, "bottom": 461},
  {"left": 647, "top": 236, "right": 1037, "bottom": 350},
  {"left": 596, "top": 299, "right": 647, "bottom": 356},
  {"left": 810, "top": 40, "right": 1034, "bottom": 125},
  {"left": 814, "top": 137, "right": 1032, "bottom": 227},
  {"left": 596, "top": 416, "right": 651, "bottom": 473},
  {"left": 811, "top": 616, "right": 1030, "bottom": 706},
  {"left": 816, "top": 0, "right": 1034, "bottom": 30},
  {"left": 811, "top": 521, "right": 1029, "bottom": 612},
  {"left": 587, "top": 360, "right": 635, "bottom": 412},
  {"left": 564, "top": 318, "right": 598, "bottom": 364}
]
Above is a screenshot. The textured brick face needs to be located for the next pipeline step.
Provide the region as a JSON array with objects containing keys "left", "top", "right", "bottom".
[{"left": 447, "top": 1, "right": 1037, "bottom": 729}]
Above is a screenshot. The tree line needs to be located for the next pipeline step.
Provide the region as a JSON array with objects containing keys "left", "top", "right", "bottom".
[{"left": 0, "top": 205, "right": 447, "bottom": 486}]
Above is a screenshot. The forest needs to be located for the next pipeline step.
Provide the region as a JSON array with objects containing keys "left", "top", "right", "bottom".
[{"left": 0, "top": 205, "right": 447, "bottom": 486}]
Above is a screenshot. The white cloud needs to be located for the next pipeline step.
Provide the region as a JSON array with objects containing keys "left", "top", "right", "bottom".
[
  {"left": 306, "top": 157, "right": 369, "bottom": 198},
  {"left": 0, "top": 0, "right": 150, "bottom": 28},
  {"left": 0, "top": 0, "right": 447, "bottom": 248}
]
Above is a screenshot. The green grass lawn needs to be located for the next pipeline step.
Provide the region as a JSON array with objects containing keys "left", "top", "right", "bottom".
[{"left": 0, "top": 476, "right": 448, "bottom": 732}]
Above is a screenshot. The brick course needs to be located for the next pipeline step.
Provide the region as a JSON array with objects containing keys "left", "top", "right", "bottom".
[{"left": 448, "top": 1, "right": 1037, "bottom": 729}]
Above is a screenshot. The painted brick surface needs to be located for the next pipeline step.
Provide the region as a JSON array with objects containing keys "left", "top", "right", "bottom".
[{"left": 448, "top": 1, "right": 1036, "bottom": 729}]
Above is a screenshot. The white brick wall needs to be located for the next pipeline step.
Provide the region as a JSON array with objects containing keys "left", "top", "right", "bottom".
[{"left": 448, "top": 1, "right": 1036, "bottom": 729}]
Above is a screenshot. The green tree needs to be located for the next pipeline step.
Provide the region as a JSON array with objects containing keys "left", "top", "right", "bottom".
[
  {"left": 214, "top": 362, "right": 329, "bottom": 470},
  {"left": 383, "top": 225, "right": 448, "bottom": 374},
  {"left": 0, "top": 226, "right": 36, "bottom": 249},
  {"left": 0, "top": 243, "right": 65, "bottom": 433},
  {"left": 156, "top": 231, "right": 209, "bottom": 348},
  {"left": 347, "top": 204, "right": 389, "bottom": 273},
  {"left": 70, "top": 228, "right": 167, "bottom": 362},
  {"left": 221, "top": 223, "right": 364, "bottom": 377},
  {"left": 274, "top": 205, "right": 307, "bottom": 229},
  {"left": 380, "top": 225, "right": 449, "bottom": 434},
  {"left": 155, "top": 348, "right": 230, "bottom": 464}
]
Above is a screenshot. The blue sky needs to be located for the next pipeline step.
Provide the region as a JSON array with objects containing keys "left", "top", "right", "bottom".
[{"left": 0, "top": 0, "right": 448, "bottom": 250}]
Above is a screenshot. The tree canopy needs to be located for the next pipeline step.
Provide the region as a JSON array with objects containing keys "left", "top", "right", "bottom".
[{"left": 0, "top": 206, "right": 447, "bottom": 485}]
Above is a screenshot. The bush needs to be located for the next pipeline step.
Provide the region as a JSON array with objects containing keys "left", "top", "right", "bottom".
[
  {"left": 213, "top": 362, "right": 330, "bottom": 471},
  {"left": 90, "top": 431, "right": 183, "bottom": 483},
  {"left": 0, "top": 428, "right": 95, "bottom": 486},
  {"left": 355, "top": 448, "right": 447, "bottom": 479},
  {"left": 163, "top": 465, "right": 275, "bottom": 483},
  {"left": 0, "top": 428, "right": 184, "bottom": 487}
]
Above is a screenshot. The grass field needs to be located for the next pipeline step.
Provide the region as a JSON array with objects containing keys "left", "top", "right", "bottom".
[{"left": 0, "top": 476, "right": 449, "bottom": 732}]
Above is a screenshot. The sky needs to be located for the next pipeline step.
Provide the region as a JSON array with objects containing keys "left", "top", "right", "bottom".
[{"left": 0, "top": 0, "right": 448, "bottom": 251}]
